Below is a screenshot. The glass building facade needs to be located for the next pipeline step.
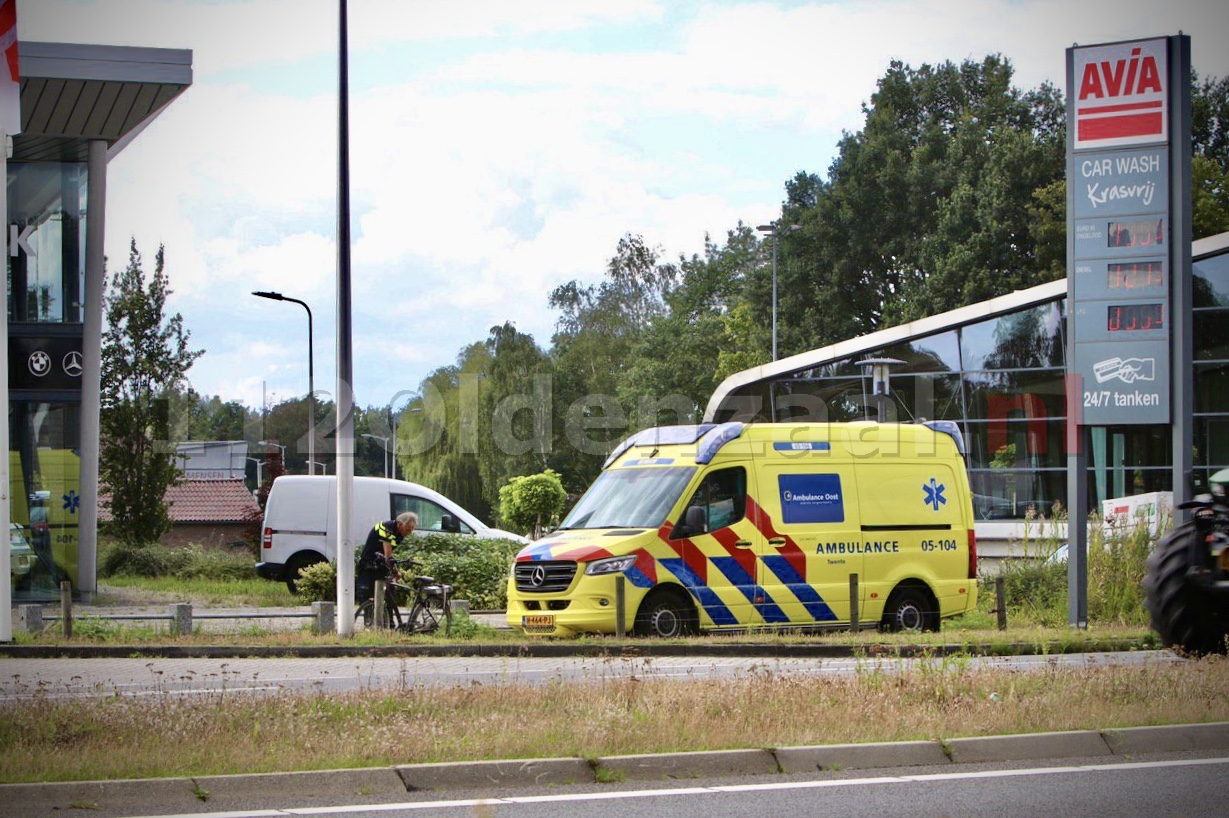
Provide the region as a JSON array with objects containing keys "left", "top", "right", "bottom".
[
  {"left": 7, "top": 161, "right": 88, "bottom": 599},
  {"left": 708, "top": 237, "right": 1229, "bottom": 524},
  {"left": 5, "top": 41, "right": 192, "bottom": 604}
]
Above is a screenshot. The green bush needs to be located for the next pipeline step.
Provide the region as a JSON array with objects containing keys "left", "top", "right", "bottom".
[
  {"left": 399, "top": 533, "right": 523, "bottom": 610},
  {"left": 100, "top": 542, "right": 256, "bottom": 581},
  {"left": 281, "top": 534, "right": 522, "bottom": 610},
  {"left": 979, "top": 506, "right": 1161, "bottom": 628},
  {"left": 294, "top": 560, "right": 337, "bottom": 604}
]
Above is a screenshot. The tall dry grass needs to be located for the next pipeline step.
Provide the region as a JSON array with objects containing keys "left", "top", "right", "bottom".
[{"left": 1, "top": 655, "right": 1225, "bottom": 783}]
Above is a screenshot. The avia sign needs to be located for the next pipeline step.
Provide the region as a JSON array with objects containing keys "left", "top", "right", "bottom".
[{"left": 1074, "top": 38, "right": 1167, "bottom": 149}]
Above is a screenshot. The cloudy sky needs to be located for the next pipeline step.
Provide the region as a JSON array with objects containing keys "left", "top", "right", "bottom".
[{"left": 18, "top": 0, "right": 1229, "bottom": 413}]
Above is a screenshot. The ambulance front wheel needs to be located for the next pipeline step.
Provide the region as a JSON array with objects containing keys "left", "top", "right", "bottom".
[
  {"left": 634, "top": 587, "right": 698, "bottom": 638},
  {"left": 881, "top": 585, "right": 939, "bottom": 633}
]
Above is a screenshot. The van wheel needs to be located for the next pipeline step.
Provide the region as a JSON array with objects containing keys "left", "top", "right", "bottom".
[
  {"left": 634, "top": 589, "right": 697, "bottom": 638},
  {"left": 881, "top": 586, "right": 938, "bottom": 632},
  {"left": 285, "top": 555, "right": 324, "bottom": 594}
]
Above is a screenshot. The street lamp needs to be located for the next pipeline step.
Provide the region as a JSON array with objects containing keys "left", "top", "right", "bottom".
[
  {"left": 857, "top": 357, "right": 904, "bottom": 423},
  {"left": 245, "top": 457, "right": 264, "bottom": 490},
  {"left": 252, "top": 290, "right": 315, "bottom": 474},
  {"left": 361, "top": 433, "right": 390, "bottom": 478},
  {"left": 259, "top": 440, "right": 286, "bottom": 461},
  {"left": 756, "top": 222, "right": 801, "bottom": 362}
]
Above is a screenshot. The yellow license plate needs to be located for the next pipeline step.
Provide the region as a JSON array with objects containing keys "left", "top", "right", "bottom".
[{"left": 523, "top": 614, "right": 555, "bottom": 631}]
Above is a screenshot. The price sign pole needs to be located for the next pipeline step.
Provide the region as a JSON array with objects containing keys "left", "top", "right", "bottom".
[{"left": 1065, "top": 35, "right": 1191, "bottom": 627}]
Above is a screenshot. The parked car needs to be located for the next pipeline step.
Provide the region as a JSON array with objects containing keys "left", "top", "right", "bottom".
[
  {"left": 256, "top": 475, "right": 528, "bottom": 593},
  {"left": 10, "top": 523, "right": 33, "bottom": 590}
]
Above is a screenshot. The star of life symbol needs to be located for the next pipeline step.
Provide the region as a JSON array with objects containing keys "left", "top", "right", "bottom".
[
  {"left": 1093, "top": 356, "right": 1156, "bottom": 384},
  {"left": 923, "top": 478, "right": 946, "bottom": 512},
  {"left": 62, "top": 490, "right": 80, "bottom": 514}
]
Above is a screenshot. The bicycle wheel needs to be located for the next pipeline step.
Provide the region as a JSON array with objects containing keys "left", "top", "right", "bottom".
[
  {"left": 407, "top": 592, "right": 450, "bottom": 634},
  {"left": 354, "top": 598, "right": 395, "bottom": 631}
]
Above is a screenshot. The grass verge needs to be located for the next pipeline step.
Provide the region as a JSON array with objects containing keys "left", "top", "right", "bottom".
[{"left": 0, "top": 654, "right": 1223, "bottom": 783}]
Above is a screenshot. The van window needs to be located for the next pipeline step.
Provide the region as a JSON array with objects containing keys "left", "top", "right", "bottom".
[
  {"left": 392, "top": 495, "right": 475, "bottom": 534},
  {"left": 673, "top": 467, "right": 746, "bottom": 538}
]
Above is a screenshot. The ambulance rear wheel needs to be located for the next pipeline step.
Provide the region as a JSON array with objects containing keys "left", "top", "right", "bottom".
[
  {"left": 634, "top": 588, "right": 697, "bottom": 638},
  {"left": 881, "top": 586, "right": 938, "bottom": 632}
]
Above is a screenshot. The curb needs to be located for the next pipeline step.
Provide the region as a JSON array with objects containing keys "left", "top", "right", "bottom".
[
  {"left": 3, "top": 722, "right": 1226, "bottom": 815},
  {"left": 0, "top": 638, "right": 1153, "bottom": 660}
]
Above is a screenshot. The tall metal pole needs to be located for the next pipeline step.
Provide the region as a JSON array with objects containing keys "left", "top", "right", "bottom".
[
  {"left": 335, "top": 0, "right": 356, "bottom": 636},
  {"left": 251, "top": 291, "right": 314, "bottom": 475},
  {"left": 771, "top": 232, "right": 779, "bottom": 362}
]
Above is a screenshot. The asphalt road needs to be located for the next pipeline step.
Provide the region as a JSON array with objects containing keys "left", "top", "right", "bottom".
[{"left": 20, "top": 753, "right": 1227, "bottom": 818}]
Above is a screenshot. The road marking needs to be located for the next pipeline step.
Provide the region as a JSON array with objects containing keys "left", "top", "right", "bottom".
[{"left": 124, "top": 756, "right": 1229, "bottom": 818}]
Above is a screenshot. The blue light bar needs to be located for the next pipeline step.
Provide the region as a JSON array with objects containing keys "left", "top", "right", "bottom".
[
  {"left": 695, "top": 422, "right": 745, "bottom": 464},
  {"left": 603, "top": 424, "right": 716, "bottom": 468},
  {"left": 924, "top": 420, "right": 965, "bottom": 455}
]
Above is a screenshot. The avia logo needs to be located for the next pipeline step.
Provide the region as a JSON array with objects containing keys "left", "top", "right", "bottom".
[
  {"left": 1074, "top": 40, "right": 1168, "bottom": 149},
  {"left": 1078, "top": 47, "right": 1163, "bottom": 101}
]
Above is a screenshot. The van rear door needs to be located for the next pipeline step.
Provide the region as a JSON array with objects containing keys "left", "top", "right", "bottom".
[{"left": 266, "top": 477, "right": 331, "bottom": 560}]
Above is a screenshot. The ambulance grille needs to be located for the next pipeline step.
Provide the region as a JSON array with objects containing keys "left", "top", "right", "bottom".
[{"left": 515, "top": 561, "right": 577, "bottom": 593}]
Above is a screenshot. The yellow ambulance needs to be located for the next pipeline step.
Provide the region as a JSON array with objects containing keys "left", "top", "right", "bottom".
[{"left": 507, "top": 421, "right": 978, "bottom": 637}]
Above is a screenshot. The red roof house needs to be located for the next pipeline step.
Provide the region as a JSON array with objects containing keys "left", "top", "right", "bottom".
[{"left": 100, "top": 479, "right": 261, "bottom": 549}]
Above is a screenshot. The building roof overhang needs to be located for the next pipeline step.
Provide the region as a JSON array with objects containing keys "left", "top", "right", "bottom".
[
  {"left": 704, "top": 229, "right": 1229, "bottom": 422},
  {"left": 13, "top": 41, "right": 192, "bottom": 163}
]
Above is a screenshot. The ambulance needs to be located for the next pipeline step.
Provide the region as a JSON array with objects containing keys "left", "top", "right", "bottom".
[{"left": 507, "top": 421, "right": 978, "bottom": 637}]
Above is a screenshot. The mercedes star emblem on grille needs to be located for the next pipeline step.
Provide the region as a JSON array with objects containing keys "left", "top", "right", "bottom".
[{"left": 531, "top": 565, "right": 547, "bottom": 587}]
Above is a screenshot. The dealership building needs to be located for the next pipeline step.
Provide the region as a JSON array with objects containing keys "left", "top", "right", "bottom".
[
  {"left": 7, "top": 41, "right": 192, "bottom": 602},
  {"left": 705, "top": 230, "right": 1229, "bottom": 558}
]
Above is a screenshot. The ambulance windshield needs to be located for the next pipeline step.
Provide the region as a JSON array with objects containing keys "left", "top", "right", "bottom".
[{"left": 558, "top": 466, "right": 696, "bottom": 530}]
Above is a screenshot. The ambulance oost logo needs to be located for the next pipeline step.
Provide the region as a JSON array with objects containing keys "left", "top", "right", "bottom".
[{"left": 923, "top": 478, "right": 946, "bottom": 512}]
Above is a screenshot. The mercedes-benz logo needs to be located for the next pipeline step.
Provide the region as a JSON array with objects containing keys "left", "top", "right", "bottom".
[
  {"left": 531, "top": 565, "right": 547, "bottom": 587},
  {"left": 62, "top": 351, "right": 84, "bottom": 377},
  {"left": 28, "top": 350, "right": 51, "bottom": 377}
]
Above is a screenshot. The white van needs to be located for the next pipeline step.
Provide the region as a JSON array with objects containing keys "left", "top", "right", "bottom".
[{"left": 256, "top": 475, "right": 528, "bottom": 592}]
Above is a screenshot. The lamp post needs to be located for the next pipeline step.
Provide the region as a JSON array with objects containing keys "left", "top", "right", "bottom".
[
  {"left": 258, "top": 440, "right": 287, "bottom": 473},
  {"left": 857, "top": 357, "right": 904, "bottom": 423},
  {"left": 756, "top": 223, "right": 801, "bottom": 362},
  {"left": 252, "top": 290, "right": 315, "bottom": 474},
  {"left": 361, "top": 434, "right": 390, "bottom": 478},
  {"left": 245, "top": 457, "right": 264, "bottom": 491}
]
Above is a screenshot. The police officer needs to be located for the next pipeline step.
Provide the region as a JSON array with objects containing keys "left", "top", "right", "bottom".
[{"left": 356, "top": 511, "right": 417, "bottom": 600}]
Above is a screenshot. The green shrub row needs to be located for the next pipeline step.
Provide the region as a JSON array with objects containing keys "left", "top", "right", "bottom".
[
  {"left": 295, "top": 533, "right": 524, "bottom": 610},
  {"left": 978, "top": 509, "right": 1160, "bottom": 628},
  {"left": 100, "top": 542, "right": 255, "bottom": 581}
]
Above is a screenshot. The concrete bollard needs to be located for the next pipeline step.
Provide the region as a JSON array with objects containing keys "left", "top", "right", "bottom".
[
  {"left": 849, "top": 573, "right": 860, "bottom": 632},
  {"left": 615, "top": 574, "right": 626, "bottom": 638},
  {"left": 312, "top": 601, "right": 335, "bottom": 635},
  {"left": 60, "top": 581, "right": 73, "bottom": 638},
  {"left": 170, "top": 603, "right": 193, "bottom": 636},
  {"left": 995, "top": 576, "right": 1008, "bottom": 631},
  {"left": 16, "top": 604, "right": 43, "bottom": 634},
  {"left": 374, "top": 580, "right": 386, "bottom": 629}
]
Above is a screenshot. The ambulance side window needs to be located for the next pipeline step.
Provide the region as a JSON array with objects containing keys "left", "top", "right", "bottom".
[{"left": 673, "top": 467, "right": 746, "bottom": 538}]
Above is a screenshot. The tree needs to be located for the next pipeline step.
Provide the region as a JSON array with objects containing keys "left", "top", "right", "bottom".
[
  {"left": 497, "top": 469, "right": 567, "bottom": 538},
  {"left": 100, "top": 241, "right": 203, "bottom": 545}
]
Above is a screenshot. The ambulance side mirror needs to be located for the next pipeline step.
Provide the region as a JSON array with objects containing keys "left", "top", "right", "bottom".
[{"left": 674, "top": 505, "right": 707, "bottom": 538}]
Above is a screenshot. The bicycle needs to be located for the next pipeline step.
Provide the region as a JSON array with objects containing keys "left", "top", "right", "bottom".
[{"left": 354, "top": 557, "right": 453, "bottom": 635}]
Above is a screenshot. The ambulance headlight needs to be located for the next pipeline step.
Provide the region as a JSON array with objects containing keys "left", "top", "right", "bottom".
[{"left": 585, "top": 555, "right": 638, "bottom": 576}]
